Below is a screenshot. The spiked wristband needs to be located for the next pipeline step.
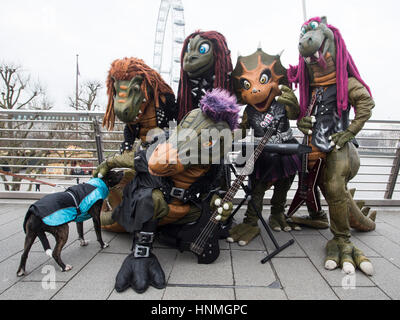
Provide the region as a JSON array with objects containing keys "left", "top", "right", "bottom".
[{"left": 119, "top": 141, "right": 133, "bottom": 154}]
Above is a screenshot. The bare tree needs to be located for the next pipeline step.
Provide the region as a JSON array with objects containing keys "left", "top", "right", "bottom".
[
  {"left": 29, "top": 96, "right": 53, "bottom": 111},
  {"left": 68, "top": 80, "right": 103, "bottom": 111},
  {"left": 0, "top": 62, "right": 53, "bottom": 191},
  {"left": 0, "top": 63, "right": 45, "bottom": 110}
]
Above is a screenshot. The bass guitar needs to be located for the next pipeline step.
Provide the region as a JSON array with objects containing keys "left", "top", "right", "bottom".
[{"left": 177, "top": 113, "right": 282, "bottom": 264}]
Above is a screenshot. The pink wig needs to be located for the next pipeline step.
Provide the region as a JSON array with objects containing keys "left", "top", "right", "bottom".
[{"left": 288, "top": 17, "right": 372, "bottom": 118}]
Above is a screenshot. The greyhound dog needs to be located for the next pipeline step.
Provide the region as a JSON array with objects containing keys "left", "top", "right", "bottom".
[{"left": 17, "top": 170, "right": 123, "bottom": 276}]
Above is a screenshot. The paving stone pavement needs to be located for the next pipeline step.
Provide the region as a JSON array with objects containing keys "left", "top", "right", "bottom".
[{"left": 0, "top": 200, "right": 399, "bottom": 300}]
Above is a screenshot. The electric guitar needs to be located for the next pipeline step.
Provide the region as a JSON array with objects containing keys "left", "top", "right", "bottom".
[
  {"left": 177, "top": 113, "right": 282, "bottom": 264},
  {"left": 286, "top": 90, "right": 323, "bottom": 218}
]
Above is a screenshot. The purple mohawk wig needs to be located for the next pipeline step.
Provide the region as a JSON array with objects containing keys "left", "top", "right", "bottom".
[
  {"left": 199, "top": 88, "right": 240, "bottom": 130},
  {"left": 288, "top": 17, "right": 372, "bottom": 119}
]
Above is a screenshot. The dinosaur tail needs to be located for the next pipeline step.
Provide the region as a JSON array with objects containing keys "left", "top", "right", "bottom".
[{"left": 347, "top": 188, "right": 376, "bottom": 231}]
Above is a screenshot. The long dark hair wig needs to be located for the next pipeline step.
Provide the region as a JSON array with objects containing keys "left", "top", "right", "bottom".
[{"left": 177, "top": 30, "right": 233, "bottom": 122}]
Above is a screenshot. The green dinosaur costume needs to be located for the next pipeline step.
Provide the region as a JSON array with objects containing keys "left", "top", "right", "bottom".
[
  {"left": 176, "top": 30, "right": 234, "bottom": 121},
  {"left": 94, "top": 57, "right": 177, "bottom": 232},
  {"left": 288, "top": 16, "right": 376, "bottom": 275},
  {"left": 226, "top": 49, "right": 304, "bottom": 246},
  {"left": 112, "top": 88, "right": 240, "bottom": 294}
]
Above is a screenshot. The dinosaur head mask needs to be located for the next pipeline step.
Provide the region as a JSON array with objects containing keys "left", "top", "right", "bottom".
[
  {"left": 183, "top": 34, "right": 215, "bottom": 78},
  {"left": 177, "top": 30, "right": 233, "bottom": 121},
  {"left": 232, "top": 49, "right": 287, "bottom": 112},
  {"left": 103, "top": 57, "right": 174, "bottom": 130},
  {"left": 288, "top": 16, "right": 372, "bottom": 118},
  {"left": 298, "top": 16, "right": 336, "bottom": 69}
]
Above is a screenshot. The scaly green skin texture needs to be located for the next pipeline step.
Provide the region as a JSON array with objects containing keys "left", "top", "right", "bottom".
[
  {"left": 278, "top": 86, "right": 300, "bottom": 120},
  {"left": 93, "top": 77, "right": 148, "bottom": 178},
  {"left": 229, "top": 49, "right": 303, "bottom": 245},
  {"left": 94, "top": 150, "right": 137, "bottom": 232},
  {"left": 150, "top": 188, "right": 232, "bottom": 225},
  {"left": 299, "top": 17, "right": 336, "bottom": 67},
  {"left": 149, "top": 107, "right": 234, "bottom": 223},
  {"left": 113, "top": 76, "right": 148, "bottom": 124},
  {"left": 296, "top": 17, "right": 376, "bottom": 276},
  {"left": 228, "top": 178, "right": 295, "bottom": 246},
  {"left": 94, "top": 76, "right": 151, "bottom": 231},
  {"left": 93, "top": 76, "right": 150, "bottom": 177},
  {"left": 94, "top": 150, "right": 135, "bottom": 178},
  {"left": 183, "top": 35, "right": 214, "bottom": 78}
]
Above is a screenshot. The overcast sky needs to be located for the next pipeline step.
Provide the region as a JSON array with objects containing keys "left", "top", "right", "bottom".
[{"left": 0, "top": 0, "right": 398, "bottom": 120}]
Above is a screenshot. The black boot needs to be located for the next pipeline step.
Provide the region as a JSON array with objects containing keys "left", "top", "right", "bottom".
[{"left": 115, "top": 220, "right": 166, "bottom": 294}]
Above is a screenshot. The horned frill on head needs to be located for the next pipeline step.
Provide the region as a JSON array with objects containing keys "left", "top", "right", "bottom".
[
  {"left": 177, "top": 30, "right": 233, "bottom": 122},
  {"left": 232, "top": 48, "right": 288, "bottom": 107},
  {"left": 288, "top": 17, "right": 372, "bottom": 118},
  {"left": 103, "top": 57, "right": 174, "bottom": 130}
]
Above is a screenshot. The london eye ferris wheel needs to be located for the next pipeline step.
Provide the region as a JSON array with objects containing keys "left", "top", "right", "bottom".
[{"left": 153, "top": 0, "right": 186, "bottom": 94}]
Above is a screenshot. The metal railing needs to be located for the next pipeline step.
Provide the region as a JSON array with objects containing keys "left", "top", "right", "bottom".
[
  {"left": 0, "top": 110, "right": 122, "bottom": 198},
  {"left": 1, "top": 109, "right": 400, "bottom": 206}
]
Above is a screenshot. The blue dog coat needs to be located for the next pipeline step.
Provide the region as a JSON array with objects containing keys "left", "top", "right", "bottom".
[{"left": 26, "top": 178, "right": 109, "bottom": 227}]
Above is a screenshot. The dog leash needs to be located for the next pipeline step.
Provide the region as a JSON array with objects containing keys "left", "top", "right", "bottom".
[{"left": 0, "top": 169, "right": 66, "bottom": 190}]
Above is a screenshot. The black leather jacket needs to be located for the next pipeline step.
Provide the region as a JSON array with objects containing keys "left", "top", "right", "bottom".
[
  {"left": 245, "top": 100, "right": 293, "bottom": 143},
  {"left": 311, "top": 85, "right": 355, "bottom": 152}
]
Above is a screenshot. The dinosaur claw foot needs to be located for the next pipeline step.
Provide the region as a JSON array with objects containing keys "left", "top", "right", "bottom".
[
  {"left": 342, "top": 262, "right": 355, "bottom": 274},
  {"left": 360, "top": 261, "right": 374, "bottom": 276},
  {"left": 325, "top": 260, "right": 338, "bottom": 270}
]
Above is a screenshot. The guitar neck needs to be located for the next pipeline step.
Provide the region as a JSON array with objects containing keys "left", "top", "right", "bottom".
[
  {"left": 191, "top": 118, "right": 279, "bottom": 253},
  {"left": 301, "top": 92, "right": 318, "bottom": 174},
  {"left": 225, "top": 126, "right": 275, "bottom": 201},
  {"left": 301, "top": 135, "right": 309, "bottom": 174}
]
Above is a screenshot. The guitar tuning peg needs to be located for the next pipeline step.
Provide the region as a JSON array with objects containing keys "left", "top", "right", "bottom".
[
  {"left": 214, "top": 198, "right": 222, "bottom": 207},
  {"left": 215, "top": 215, "right": 222, "bottom": 221},
  {"left": 217, "top": 207, "right": 223, "bottom": 214},
  {"left": 223, "top": 203, "right": 229, "bottom": 210}
]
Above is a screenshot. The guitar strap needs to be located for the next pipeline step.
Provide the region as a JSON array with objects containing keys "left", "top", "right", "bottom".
[
  {"left": 309, "top": 87, "right": 324, "bottom": 118},
  {"left": 304, "top": 87, "right": 325, "bottom": 159}
]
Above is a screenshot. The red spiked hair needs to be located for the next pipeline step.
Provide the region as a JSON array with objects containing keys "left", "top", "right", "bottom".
[
  {"left": 177, "top": 30, "right": 233, "bottom": 122},
  {"left": 103, "top": 57, "right": 174, "bottom": 130}
]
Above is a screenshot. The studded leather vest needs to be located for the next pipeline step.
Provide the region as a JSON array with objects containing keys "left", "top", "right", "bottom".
[
  {"left": 245, "top": 100, "right": 293, "bottom": 143},
  {"left": 119, "top": 93, "right": 176, "bottom": 153},
  {"left": 189, "top": 75, "right": 215, "bottom": 108},
  {"left": 310, "top": 85, "right": 352, "bottom": 153}
]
